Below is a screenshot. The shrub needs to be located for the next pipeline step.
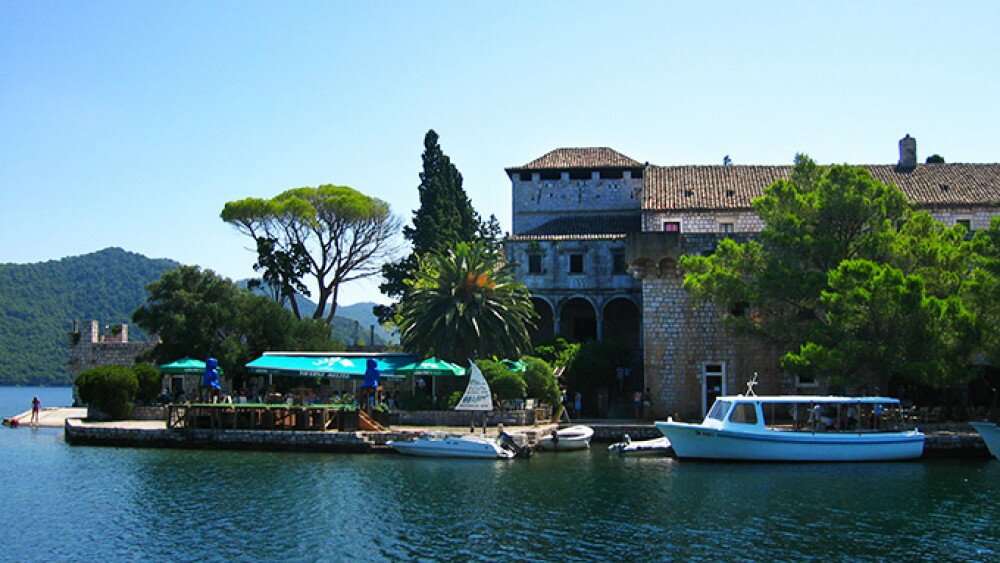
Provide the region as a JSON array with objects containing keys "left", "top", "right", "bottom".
[
  {"left": 133, "top": 364, "right": 161, "bottom": 405},
  {"left": 75, "top": 365, "right": 138, "bottom": 420},
  {"left": 521, "top": 356, "right": 560, "bottom": 406},
  {"left": 489, "top": 371, "right": 527, "bottom": 401},
  {"left": 445, "top": 391, "right": 464, "bottom": 409},
  {"left": 533, "top": 338, "right": 581, "bottom": 368}
]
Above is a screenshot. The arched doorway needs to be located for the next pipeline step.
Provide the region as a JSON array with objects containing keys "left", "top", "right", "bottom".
[
  {"left": 529, "top": 297, "right": 554, "bottom": 345},
  {"left": 602, "top": 297, "right": 640, "bottom": 352},
  {"left": 560, "top": 297, "right": 597, "bottom": 342}
]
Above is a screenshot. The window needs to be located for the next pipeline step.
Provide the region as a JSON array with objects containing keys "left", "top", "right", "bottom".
[
  {"left": 569, "top": 254, "right": 584, "bottom": 274},
  {"left": 707, "top": 400, "right": 731, "bottom": 421},
  {"left": 540, "top": 171, "right": 560, "bottom": 181},
  {"left": 519, "top": 172, "right": 534, "bottom": 182},
  {"left": 729, "top": 403, "right": 759, "bottom": 424},
  {"left": 796, "top": 373, "right": 819, "bottom": 388},
  {"left": 663, "top": 221, "right": 680, "bottom": 232},
  {"left": 601, "top": 169, "right": 623, "bottom": 180},
  {"left": 720, "top": 222, "right": 734, "bottom": 233},
  {"left": 528, "top": 254, "right": 542, "bottom": 274},
  {"left": 612, "top": 252, "right": 627, "bottom": 275},
  {"left": 569, "top": 170, "right": 590, "bottom": 181},
  {"left": 956, "top": 218, "right": 972, "bottom": 232}
]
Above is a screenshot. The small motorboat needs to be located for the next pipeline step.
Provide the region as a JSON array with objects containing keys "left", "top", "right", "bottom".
[
  {"left": 387, "top": 433, "right": 515, "bottom": 459},
  {"left": 607, "top": 434, "right": 672, "bottom": 456},
  {"left": 538, "top": 425, "right": 594, "bottom": 451},
  {"left": 969, "top": 421, "right": 1000, "bottom": 459}
]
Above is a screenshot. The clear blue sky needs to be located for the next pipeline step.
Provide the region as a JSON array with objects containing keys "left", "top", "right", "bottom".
[{"left": 2, "top": 2, "right": 998, "bottom": 305}]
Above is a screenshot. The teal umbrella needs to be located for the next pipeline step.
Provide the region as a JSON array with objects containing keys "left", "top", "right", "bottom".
[
  {"left": 157, "top": 357, "right": 224, "bottom": 375},
  {"left": 501, "top": 359, "right": 526, "bottom": 373},
  {"left": 394, "top": 357, "right": 467, "bottom": 377}
]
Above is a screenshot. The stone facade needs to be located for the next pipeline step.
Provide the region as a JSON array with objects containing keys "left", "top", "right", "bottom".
[
  {"left": 506, "top": 138, "right": 1000, "bottom": 420},
  {"left": 69, "top": 320, "right": 155, "bottom": 377}
]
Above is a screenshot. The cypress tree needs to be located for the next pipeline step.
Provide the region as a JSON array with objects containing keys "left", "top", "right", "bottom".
[{"left": 377, "top": 130, "right": 483, "bottom": 322}]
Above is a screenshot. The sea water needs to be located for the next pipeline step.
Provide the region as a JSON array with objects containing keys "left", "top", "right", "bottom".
[{"left": 0, "top": 386, "right": 997, "bottom": 561}]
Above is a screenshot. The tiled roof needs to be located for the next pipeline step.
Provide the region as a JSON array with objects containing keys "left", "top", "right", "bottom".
[
  {"left": 507, "top": 214, "right": 640, "bottom": 241},
  {"left": 644, "top": 163, "right": 1000, "bottom": 211},
  {"left": 506, "top": 147, "right": 643, "bottom": 173}
]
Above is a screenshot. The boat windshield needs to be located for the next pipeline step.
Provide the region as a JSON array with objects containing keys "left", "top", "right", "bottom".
[{"left": 706, "top": 400, "right": 731, "bottom": 421}]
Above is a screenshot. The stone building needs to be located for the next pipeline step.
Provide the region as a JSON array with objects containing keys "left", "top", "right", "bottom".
[
  {"left": 69, "top": 319, "right": 155, "bottom": 377},
  {"left": 505, "top": 136, "right": 1000, "bottom": 419}
]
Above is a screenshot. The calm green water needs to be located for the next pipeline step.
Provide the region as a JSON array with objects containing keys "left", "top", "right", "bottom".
[{"left": 1, "top": 386, "right": 998, "bottom": 561}]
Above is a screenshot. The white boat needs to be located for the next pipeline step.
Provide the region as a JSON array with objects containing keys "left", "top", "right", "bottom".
[
  {"left": 538, "top": 425, "right": 594, "bottom": 451},
  {"left": 655, "top": 394, "right": 925, "bottom": 462},
  {"left": 608, "top": 435, "right": 672, "bottom": 456},
  {"left": 388, "top": 432, "right": 515, "bottom": 459},
  {"left": 969, "top": 421, "right": 1000, "bottom": 459},
  {"left": 387, "top": 360, "right": 515, "bottom": 460}
]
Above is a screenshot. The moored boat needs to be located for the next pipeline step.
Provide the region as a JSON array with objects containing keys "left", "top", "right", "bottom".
[
  {"left": 538, "top": 425, "right": 594, "bottom": 451},
  {"left": 969, "top": 421, "right": 1000, "bottom": 459},
  {"left": 387, "top": 433, "right": 515, "bottom": 459},
  {"left": 607, "top": 435, "right": 672, "bottom": 457},
  {"left": 656, "top": 395, "right": 925, "bottom": 462}
]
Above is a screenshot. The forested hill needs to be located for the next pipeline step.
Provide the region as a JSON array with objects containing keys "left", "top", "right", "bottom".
[{"left": 0, "top": 248, "right": 179, "bottom": 386}]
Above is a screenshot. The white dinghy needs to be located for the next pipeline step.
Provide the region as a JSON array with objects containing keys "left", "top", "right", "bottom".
[
  {"left": 538, "top": 425, "right": 594, "bottom": 451},
  {"left": 607, "top": 435, "right": 672, "bottom": 457}
]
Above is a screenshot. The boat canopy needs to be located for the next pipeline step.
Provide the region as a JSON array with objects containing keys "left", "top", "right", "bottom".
[
  {"left": 246, "top": 352, "right": 417, "bottom": 380},
  {"left": 718, "top": 395, "right": 901, "bottom": 404}
]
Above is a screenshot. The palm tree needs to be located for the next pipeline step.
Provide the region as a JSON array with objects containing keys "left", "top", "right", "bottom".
[{"left": 398, "top": 240, "right": 537, "bottom": 365}]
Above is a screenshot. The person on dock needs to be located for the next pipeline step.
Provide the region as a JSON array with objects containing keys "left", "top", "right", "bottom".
[{"left": 30, "top": 396, "right": 41, "bottom": 426}]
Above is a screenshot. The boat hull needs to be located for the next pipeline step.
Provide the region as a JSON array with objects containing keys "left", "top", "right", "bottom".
[
  {"left": 608, "top": 436, "right": 672, "bottom": 456},
  {"left": 655, "top": 421, "right": 925, "bottom": 462},
  {"left": 387, "top": 436, "right": 514, "bottom": 459},
  {"left": 538, "top": 425, "right": 594, "bottom": 451},
  {"left": 969, "top": 422, "right": 1000, "bottom": 459}
]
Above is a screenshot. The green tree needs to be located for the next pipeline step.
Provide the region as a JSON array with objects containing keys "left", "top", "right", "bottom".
[
  {"left": 75, "top": 365, "right": 138, "bottom": 420},
  {"left": 133, "top": 364, "right": 161, "bottom": 405},
  {"left": 398, "top": 241, "right": 537, "bottom": 365},
  {"left": 565, "top": 340, "right": 630, "bottom": 395},
  {"left": 132, "top": 266, "right": 338, "bottom": 385},
  {"left": 970, "top": 217, "right": 1000, "bottom": 365},
  {"left": 377, "top": 130, "right": 486, "bottom": 323},
  {"left": 476, "top": 359, "right": 527, "bottom": 401},
  {"left": 782, "top": 260, "right": 977, "bottom": 390},
  {"left": 521, "top": 356, "right": 561, "bottom": 406},
  {"left": 221, "top": 184, "right": 401, "bottom": 324},
  {"left": 681, "top": 154, "right": 979, "bottom": 390}
]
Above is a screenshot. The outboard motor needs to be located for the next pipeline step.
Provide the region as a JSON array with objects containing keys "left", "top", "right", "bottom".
[{"left": 499, "top": 432, "right": 532, "bottom": 458}]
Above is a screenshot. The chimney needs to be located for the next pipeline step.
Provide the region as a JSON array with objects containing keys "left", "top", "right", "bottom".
[{"left": 897, "top": 134, "right": 917, "bottom": 171}]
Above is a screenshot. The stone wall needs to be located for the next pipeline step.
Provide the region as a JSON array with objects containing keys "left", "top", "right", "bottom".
[
  {"left": 512, "top": 172, "right": 642, "bottom": 233},
  {"left": 392, "top": 409, "right": 536, "bottom": 426},
  {"left": 644, "top": 210, "right": 764, "bottom": 234},
  {"left": 69, "top": 320, "right": 155, "bottom": 378}
]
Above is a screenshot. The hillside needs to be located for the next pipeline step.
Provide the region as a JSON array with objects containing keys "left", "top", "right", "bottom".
[
  {"left": 0, "top": 248, "right": 179, "bottom": 386},
  {"left": 0, "top": 249, "right": 398, "bottom": 386}
]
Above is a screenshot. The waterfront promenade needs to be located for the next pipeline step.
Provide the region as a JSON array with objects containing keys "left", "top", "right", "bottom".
[{"left": 7, "top": 407, "right": 983, "bottom": 458}]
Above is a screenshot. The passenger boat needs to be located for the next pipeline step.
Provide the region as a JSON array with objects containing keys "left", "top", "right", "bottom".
[
  {"left": 387, "top": 432, "right": 515, "bottom": 459},
  {"left": 655, "top": 392, "right": 925, "bottom": 462},
  {"left": 607, "top": 435, "right": 672, "bottom": 456},
  {"left": 969, "top": 421, "right": 1000, "bottom": 459},
  {"left": 538, "top": 425, "right": 594, "bottom": 451}
]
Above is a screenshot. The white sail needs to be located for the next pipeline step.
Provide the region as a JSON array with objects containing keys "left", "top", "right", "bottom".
[{"left": 454, "top": 361, "right": 493, "bottom": 412}]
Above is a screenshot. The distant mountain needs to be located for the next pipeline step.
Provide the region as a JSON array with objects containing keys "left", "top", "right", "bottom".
[
  {"left": 0, "top": 248, "right": 179, "bottom": 386},
  {"left": 238, "top": 281, "right": 397, "bottom": 346}
]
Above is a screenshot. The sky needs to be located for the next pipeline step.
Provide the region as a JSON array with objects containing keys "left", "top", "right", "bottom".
[{"left": 2, "top": 2, "right": 998, "bottom": 306}]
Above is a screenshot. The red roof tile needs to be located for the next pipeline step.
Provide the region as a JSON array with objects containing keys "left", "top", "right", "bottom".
[{"left": 506, "top": 147, "right": 643, "bottom": 173}]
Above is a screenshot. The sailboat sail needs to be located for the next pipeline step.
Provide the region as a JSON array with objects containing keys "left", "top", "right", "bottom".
[{"left": 455, "top": 361, "right": 493, "bottom": 412}]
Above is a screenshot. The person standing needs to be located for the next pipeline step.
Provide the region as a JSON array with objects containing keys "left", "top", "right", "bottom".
[
  {"left": 30, "top": 396, "right": 40, "bottom": 427},
  {"left": 633, "top": 389, "right": 643, "bottom": 419},
  {"left": 574, "top": 391, "right": 582, "bottom": 418}
]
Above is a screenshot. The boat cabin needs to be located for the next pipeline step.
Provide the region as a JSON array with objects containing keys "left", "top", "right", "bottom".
[{"left": 704, "top": 396, "right": 910, "bottom": 433}]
